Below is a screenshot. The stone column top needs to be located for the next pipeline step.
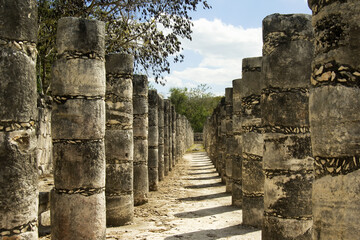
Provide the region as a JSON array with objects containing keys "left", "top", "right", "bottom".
[
  {"left": 225, "top": 88, "right": 233, "bottom": 104},
  {"left": 0, "top": 0, "right": 38, "bottom": 42},
  {"left": 133, "top": 75, "right": 148, "bottom": 95},
  {"left": 262, "top": 14, "right": 313, "bottom": 56},
  {"left": 242, "top": 57, "right": 262, "bottom": 73},
  {"left": 148, "top": 89, "right": 158, "bottom": 105},
  {"left": 262, "top": 13, "right": 312, "bottom": 38},
  {"left": 57, "top": 17, "right": 105, "bottom": 57},
  {"left": 106, "top": 53, "right": 134, "bottom": 74}
]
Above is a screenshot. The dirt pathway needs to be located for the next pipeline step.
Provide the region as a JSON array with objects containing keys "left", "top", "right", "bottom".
[{"left": 107, "top": 144, "right": 261, "bottom": 240}]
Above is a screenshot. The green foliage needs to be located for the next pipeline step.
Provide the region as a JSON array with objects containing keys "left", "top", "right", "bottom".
[
  {"left": 36, "top": 0, "right": 211, "bottom": 92},
  {"left": 169, "top": 84, "right": 222, "bottom": 132}
]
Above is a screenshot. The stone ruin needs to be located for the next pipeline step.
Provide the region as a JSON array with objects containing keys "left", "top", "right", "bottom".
[
  {"left": 204, "top": 1, "right": 360, "bottom": 239},
  {"left": 0, "top": 0, "right": 194, "bottom": 239},
  {"left": 1, "top": 0, "right": 360, "bottom": 239}
]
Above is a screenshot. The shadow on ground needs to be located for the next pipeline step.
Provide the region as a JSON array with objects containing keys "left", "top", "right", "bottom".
[
  {"left": 188, "top": 171, "right": 218, "bottom": 175},
  {"left": 177, "top": 192, "right": 230, "bottom": 202},
  {"left": 183, "top": 176, "right": 220, "bottom": 181},
  {"left": 164, "top": 224, "right": 259, "bottom": 240},
  {"left": 184, "top": 182, "right": 223, "bottom": 189},
  {"left": 174, "top": 205, "right": 237, "bottom": 218}
]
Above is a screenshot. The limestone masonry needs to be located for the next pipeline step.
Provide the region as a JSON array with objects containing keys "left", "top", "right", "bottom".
[{"left": 1, "top": 1, "right": 359, "bottom": 239}]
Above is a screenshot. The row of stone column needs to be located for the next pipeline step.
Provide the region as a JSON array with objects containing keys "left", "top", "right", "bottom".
[
  {"left": 204, "top": 1, "right": 360, "bottom": 239},
  {"left": 0, "top": 2, "right": 194, "bottom": 238}
]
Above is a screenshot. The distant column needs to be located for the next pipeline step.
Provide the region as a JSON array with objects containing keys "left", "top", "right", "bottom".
[
  {"left": 225, "top": 88, "right": 234, "bottom": 193},
  {"left": 51, "top": 17, "right": 106, "bottom": 239},
  {"left": 158, "top": 95, "right": 165, "bottom": 181},
  {"left": 262, "top": 14, "right": 314, "bottom": 239},
  {"left": 164, "top": 99, "right": 171, "bottom": 176},
  {"left": 231, "top": 79, "right": 243, "bottom": 207},
  {"left": 176, "top": 113, "right": 182, "bottom": 161},
  {"left": 0, "top": 0, "right": 38, "bottom": 239},
  {"left": 105, "top": 53, "right": 134, "bottom": 226},
  {"left": 168, "top": 102, "right": 173, "bottom": 171},
  {"left": 148, "top": 90, "right": 159, "bottom": 191},
  {"left": 171, "top": 106, "right": 177, "bottom": 166},
  {"left": 133, "top": 75, "right": 149, "bottom": 205},
  {"left": 308, "top": 1, "right": 360, "bottom": 239},
  {"left": 240, "top": 57, "right": 264, "bottom": 228},
  {"left": 220, "top": 98, "right": 227, "bottom": 183}
]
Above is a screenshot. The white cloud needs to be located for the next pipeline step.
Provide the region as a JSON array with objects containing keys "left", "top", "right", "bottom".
[{"left": 161, "top": 18, "right": 263, "bottom": 96}]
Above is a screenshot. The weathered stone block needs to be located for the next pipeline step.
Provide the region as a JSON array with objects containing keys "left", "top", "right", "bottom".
[
  {"left": 263, "top": 215, "right": 312, "bottom": 240},
  {"left": 242, "top": 159, "right": 264, "bottom": 194},
  {"left": 133, "top": 116, "right": 148, "bottom": 138},
  {"left": 0, "top": 47, "right": 37, "bottom": 122},
  {"left": 0, "top": 0, "right": 38, "bottom": 42},
  {"left": 148, "top": 148, "right": 159, "bottom": 168},
  {"left": 232, "top": 183, "right": 242, "bottom": 207},
  {"left": 105, "top": 130, "right": 133, "bottom": 162},
  {"left": 52, "top": 58, "right": 105, "bottom": 96},
  {"left": 133, "top": 164, "right": 148, "bottom": 206},
  {"left": 106, "top": 194, "right": 134, "bottom": 226},
  {"left": 56, "top": 17, "right": 105, "bottom": 56},
  {"left": 0, "top": 129, "right": 38, "bottom": 230},
  {"left": 52, "top": 99, "right": 105, "bottom": 140},
  {"left": 53, "top": 141, "right": 105, "bottom": 189},
  {"left": 261, "top": 91, "right": 309, "bottom": 127},
  {"left": 106, "top": 77, "right": 132, "bottom": 103},
  {"left": 263, "top": 134, "right": 313, "bottom": 171},
  {"left": 310, "top": 85, "right": 360, "bottom": 156},
  {"left": 106, "top": 53, "right": 134, "bottom": 74},
  {"left": 51, "top": 190, "right": 106, "bottom": 240},
  {"left": 106, "top": 161, "right": 133, "bottom": 193},
  {"left": 242, "top": 132, "right": 263, "bottom": 156},
  {"left": 148, "top": 167, "right": 159, "bottom": 191},
  {"left": 133, "top": 139, "right": 147, "bottom": 163},
  {"left": 312, "top": 170, "right": 360, "bottom": 240},
  {"left": 242, "top": 196, "right": 263, "bottom": 228},
  {"left": 262, "top": 41, "right": 314, "bottom": 88},
  {"left": 264, "top": 173, "right": 313, "bottom": 219}
]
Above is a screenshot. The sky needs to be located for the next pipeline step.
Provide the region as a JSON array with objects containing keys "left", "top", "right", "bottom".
[{"left": 151, "top": 0, "right": 312, "bottom": 97}]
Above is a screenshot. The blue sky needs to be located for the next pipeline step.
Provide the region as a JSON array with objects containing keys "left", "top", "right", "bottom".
[{"left": 150, "top": 0, "right": 311, "bottom": 97}]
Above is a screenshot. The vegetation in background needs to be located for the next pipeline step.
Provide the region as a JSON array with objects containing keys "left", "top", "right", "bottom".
[
  {"left": 169, "top": 84, "right": 222, "bottom": 132},
  {"left": 37, "top": 0, "right": 210, "bottom": 93}
]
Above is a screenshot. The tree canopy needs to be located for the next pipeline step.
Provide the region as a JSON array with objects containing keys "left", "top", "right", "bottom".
[
  {"left": 37, "top": 0, "right": 211, "bottom": 93},
  {"left": 169, "top": 84, "right": 222, "bottom": 132}
]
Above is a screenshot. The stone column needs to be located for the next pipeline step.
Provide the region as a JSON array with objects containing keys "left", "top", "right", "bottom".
[
  {"left": 133, "top": 75, "right": 149, "bottom": 205},
  {"left": 105, "top": 54, "right": 134, "bottom": 226},
  {"left": 231, "top": 79, "right": 243, "bottom": 207},
  {"left": 214, "top": 103, "right": 222, "bottom": 170},
  {"left": 240, "top": 57, "right": 264, "bottom": 228},
  {"left": 225, "top": 88, "right": 234, "bottom": 193},
  {"left": 148, "top": 90, "right": 159, "bottom": 191},
  {"left": 158, "top": 95, "right": 165, "bottom": 181},
  {"left": 308, "top": 1, "right": 360, "bottom": 239},
  {"left": 51, "top": 17, "right": 106, "bottom": 239},
  {"left": 37, "top": 96, "right": 53, "bottom": 176},
  {"left": 164, "top": 99, "right": 170, "bottom": 176},
  {"left": 262, "top": 14, "right": 314, "bottom": 239},
  {"left": 219, "top": 98, "right": 227, "bottom": 183},
  {"left": 176, "top": 113, "right": 182, "bottom": 161},
  {"left": 0, "top": 0, "right": 38, "bottom": 238},
  {"left": 171, "top": 106, "right": 177, "bottom": 165},
  {"left": 168, "top": 102, "right": 173, "bottom": 171}
]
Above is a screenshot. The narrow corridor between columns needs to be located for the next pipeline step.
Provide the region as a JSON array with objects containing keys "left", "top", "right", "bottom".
[{"left": 105, "top": 144, "right": 261, "bottom": 240}]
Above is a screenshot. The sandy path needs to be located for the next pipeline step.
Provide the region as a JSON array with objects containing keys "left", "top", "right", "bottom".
[{"left": 106, "top": 145, "right": 261, "bottom": 240}]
